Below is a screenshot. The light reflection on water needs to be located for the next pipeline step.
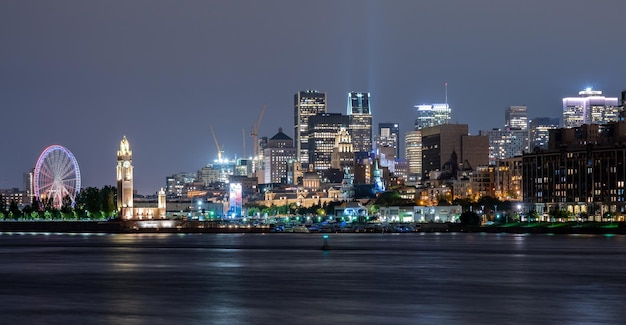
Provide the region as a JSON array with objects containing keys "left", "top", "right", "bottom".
[{"left": 0, "top": 232, "right": 625, "bottom": 324}]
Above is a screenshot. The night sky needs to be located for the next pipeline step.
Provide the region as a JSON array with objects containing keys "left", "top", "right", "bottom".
[{"left": 2, "top": 0, "right": 625, "bottom": 195}]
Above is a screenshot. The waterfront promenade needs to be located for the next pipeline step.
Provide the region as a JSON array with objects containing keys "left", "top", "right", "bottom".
[{"left": 1, "top": 220, "right": 625, "bottom": 235}]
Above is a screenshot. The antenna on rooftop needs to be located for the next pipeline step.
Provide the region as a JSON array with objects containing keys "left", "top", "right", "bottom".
[{"left": 445, "top": 82, "right": 448, "bottom": 105}]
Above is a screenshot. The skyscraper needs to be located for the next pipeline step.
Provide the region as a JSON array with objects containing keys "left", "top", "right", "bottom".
[
  {"left": 479, "top": 128, "right": 529, "bottom": 165},
  {"left": 562, "top": 88, "right": 619, "bottom": 128},
  {"left": 331, "top": 126, "right": 355, "bottom": 170},
  {"left": 414, "top": 103, "right": 451, "bottom": 130},
  {"left": 505, "top": 106, "right": 528, "bottom": 130},
  {"left": 375, "top": 122, "right": 400, "bottom": 160},
  {"left": 294, "top": 90, "right": 326, "bottom": 165},
  {"left": 404, "top": 130, "right": 422, "bottom": 180},
  {"left": 529, "top": 117, "right": 560, "bottom": 151},
  {"left": 408, "top": 102, "right": 451, "bottom": 181},
  {"left": 308, "top": 113, "right": 350, "bottom": 172},
  {"left": 347, "top": 92, "right": 373, "bottom": 153}
]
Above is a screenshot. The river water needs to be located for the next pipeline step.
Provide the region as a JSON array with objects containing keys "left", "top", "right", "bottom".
[{"left": 0, "top": 232, "right": 625, "bottom": 324}]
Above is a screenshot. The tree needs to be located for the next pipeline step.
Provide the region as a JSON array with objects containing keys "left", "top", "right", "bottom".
[
  {"left": 9, "top": 200, "right": 21, "bottom": 220},
  {"left": 100, "top": 186, "right": 116, "bottom": 218},
  {"left": 459, "top": 211, "right": 481, "bottom": 226}
]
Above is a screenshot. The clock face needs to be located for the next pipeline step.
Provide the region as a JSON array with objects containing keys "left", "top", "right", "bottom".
[{"left": 123, "top": 161, "right": 130, "bottom": 168}]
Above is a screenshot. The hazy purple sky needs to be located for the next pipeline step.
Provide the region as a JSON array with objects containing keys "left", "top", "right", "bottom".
[{"left": 2, "top": 0, "right": 625, "bottom": 194}]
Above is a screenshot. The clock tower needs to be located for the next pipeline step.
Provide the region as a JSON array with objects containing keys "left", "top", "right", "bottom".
[{"left": 117, "top": 136, "right": 133, "bottom": 219}]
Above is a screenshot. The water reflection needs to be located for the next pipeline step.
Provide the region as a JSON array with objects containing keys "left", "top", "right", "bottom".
[{"left": 1, "top": 233, "right": 626, "bottom": 324}]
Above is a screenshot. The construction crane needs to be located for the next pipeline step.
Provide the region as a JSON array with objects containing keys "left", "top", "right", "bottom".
[
  {"left": 209, "top": 125, "right": 224, "bottom": 162},
  {"left": 242, "top": 128, "right": 247, "bottom": 158},
  {"left": 250, "top": 105, "right": 266, "bottom": 159}
]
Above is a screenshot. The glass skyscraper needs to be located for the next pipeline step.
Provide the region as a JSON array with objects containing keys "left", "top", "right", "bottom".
[{"left": 347, "top": 92, "right": 373, "bottom": 153}]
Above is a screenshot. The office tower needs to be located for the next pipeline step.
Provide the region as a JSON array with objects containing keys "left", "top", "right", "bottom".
[
  {"left": 529, "top": 117, "right": 560, "bottom": 151},
  {"left": 414, "top": 103, "right": 451, "bottom": 130},
  {"left": 263, "top": 128, "right": 296, "bottom": 184},
  {"left": 294, "top": 90, "right": 327, "bottom": 164},
  {"left": 347, "top": 92, "right": 373, "bottom": 153},
  {"left": 505, "top": 106, "right": 528, "bottom": 130},
  {"left": 479, "top": 128, "right": 529, "bottom": 165},
  {"left": 404, "top": 130, "right": 422, "bottom": 180},
  {"left": 375, "top": 122, "right": 400, "bottom": 160},
  {"left": 562, "top": 88, "right": 619, "bottom": 128},
  {"left": 308, "top": 113, "right": 350, "bottom": 172},
  {"left": 331, "top": 126, "right": 355, "bottom": 170},
  {"left": 409, "top": 102, "right": 451, "bottom": 181},
  {"left": 421, "top": 124, "right": 489, "bottom": 180}
]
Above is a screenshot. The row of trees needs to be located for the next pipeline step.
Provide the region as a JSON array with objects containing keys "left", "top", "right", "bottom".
[{"left": 0, "top": 186, "right": 117, "bottom": 221}]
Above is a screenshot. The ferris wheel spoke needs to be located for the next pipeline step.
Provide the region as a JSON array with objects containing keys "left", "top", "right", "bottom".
[{"left": 34, "top": 145, "right": 81, "bottom": 208}]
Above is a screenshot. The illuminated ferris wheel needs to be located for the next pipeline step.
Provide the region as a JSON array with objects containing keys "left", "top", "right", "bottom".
[{"left": 34, "top": 145, "right": 81, "bottom": 209}]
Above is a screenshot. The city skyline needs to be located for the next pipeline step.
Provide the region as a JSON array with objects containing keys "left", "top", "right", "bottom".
[{"left": 2, "top": 0, "right": 626, "bottom": 194}]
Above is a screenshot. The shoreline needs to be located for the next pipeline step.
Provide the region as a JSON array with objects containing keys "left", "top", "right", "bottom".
[{"left": 0, "top": 221, "right": 624, "bottom": 235}]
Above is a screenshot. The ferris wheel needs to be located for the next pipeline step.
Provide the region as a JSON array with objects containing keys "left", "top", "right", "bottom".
[{"left": 34, "top": 145, "right": 82, "bottom": 209}]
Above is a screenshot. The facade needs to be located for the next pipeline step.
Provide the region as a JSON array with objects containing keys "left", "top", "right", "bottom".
[
  {"left": 307, "top": 113, "right": 350, "bottom": 172},
  {"left": 263, "top": 128, "right": 296, "bottom": 184},
  {"left": 505, "top": 106, "right": 528, "bottom": 130},
  {"left": 116, "top": 136, "right": 134, "bottom": 214},
  {"left": 197, "top": 165, "right": 222, "bottom": 186},
  {"left": 562, "top": 88, "right": 619, "bottom": 128},
  {"left": 523, "top": 122, "right": 626, "bottom": 221},
  {"left": 414, "top": 103, "right": 451, "bottom": 130},
  {"left": 347, "top": 92, "right": 373, "bottom": 153},
  {"left": 479, "top": 128, "right": 529, "bottom": 165},
  {"left": 409, "top": 103, "right": 451, "bottom": 182},
  {"left": 116, "top": 136, "right": 166, "bottom": 219},
  {"left": 421, "top": 124, "right": 489, "bottom": 180},
  {"left": 331, "top": 126, "right": 355, "bottom": 170},
  {"left": 375, "top": 122, "right": 400, "bottom": 160},
  {"left": 0, "top": 188, "right": 30, "bottom": 207},
  {"left": 404, "top": 130, "right": 422, "bottom": 180},
  {"left": 165, "top": 172, "right": 197, "bottom": 197},
  {"left": 529, "top": 117, "right": 560, "bottom": 151},
  {"left": 294, "top": 90, "right": 326, "bottom": 164}
]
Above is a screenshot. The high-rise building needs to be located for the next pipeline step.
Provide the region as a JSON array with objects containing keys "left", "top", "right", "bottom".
[
  {"left": 308, "top": 113, "right": 350, "bottom": 172},
  {"left": 331, "top": 126, "right": 355, "bottom": 170},
  {"left": 421, "top": 124, "right": 489, "bottom": 180},
  {"left": 409, "top": 102, "right": 452, "bottom": 181},
  {"left": 404, "top": 130, "right": 422, "bottom": 180},
  {"left": 505, "top": 106, "right": 528, "bottom": 130},
  {"left": 294, "top": 90, "right": 326, "bottom": 165},
  {"left": 375, "top": 123, "right": 400, "bottom": 160},
  {"left": 479, "top": 128, "right": 529, "bottom": 165},
  {"left": 529, "top": 117, "right": 560, "bottom": 151},
  {"left": 562, "top": 88, "right": 619, "bottom": 128},
  {"left": 263, "top": 128, "right": 296, "bottom": 184},
  {"left": 414, "top": 103, "right": 451, "bottom": 130},
  {"left": 347, "top": 92, "right": 373, "bottom": 153}
]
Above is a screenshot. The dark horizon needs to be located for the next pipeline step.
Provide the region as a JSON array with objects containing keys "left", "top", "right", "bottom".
[{"left": 2, "top": 0, "right": 625, "bottom": 194}]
